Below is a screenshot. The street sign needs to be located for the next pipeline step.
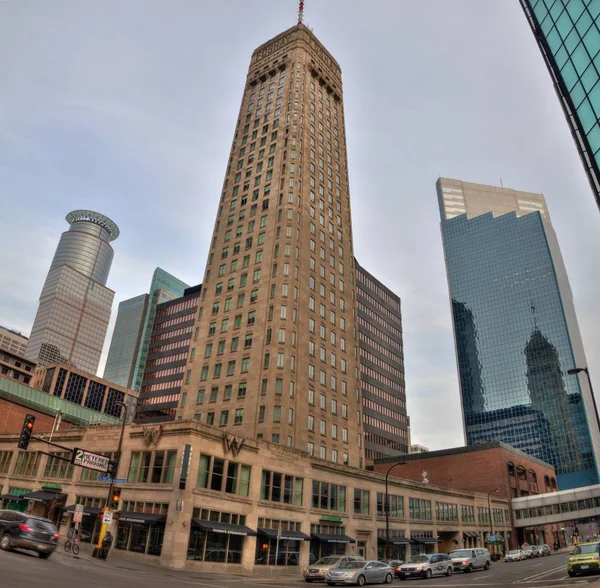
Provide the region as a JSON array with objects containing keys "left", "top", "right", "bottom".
[
  {"left": 489, "top": 535, "right": 495, "bottom": 543},
  {"left": 103, "top": 511, "right": 113, "bottom": 525},
  {"left": 98, "top": 475, "right": 111, "bottom": 482},
  {"left": 75, "top": 504, "right": 84, "bottom": 513},
  {"left": 72, "top": 448, "right": 110, "bottom": 473},
  {"left": 114, "top": 478, "right": 127, "bottom": 484},
  {"left": 73, "top": 511, "right": 83, "bottom": 523}
]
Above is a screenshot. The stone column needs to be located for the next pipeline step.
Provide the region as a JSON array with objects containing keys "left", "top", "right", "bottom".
[{"left": 160, "top": 497, "right": 193, "bottom": 569}]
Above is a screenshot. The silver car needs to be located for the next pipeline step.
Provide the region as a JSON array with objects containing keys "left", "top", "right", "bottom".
[
  {"left": 398, "top": 554, "right": 453, "bottom": 580},
  {"left": 303, "top": 555, "right": 366, "bottom": 582},
  {"left": 325, "top": 560, "right": 394, "bottom": 586}
]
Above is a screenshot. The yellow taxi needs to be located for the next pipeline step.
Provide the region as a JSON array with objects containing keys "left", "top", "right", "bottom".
[{"left": 567, "top": 541, "right": 600, "bottom": 577}]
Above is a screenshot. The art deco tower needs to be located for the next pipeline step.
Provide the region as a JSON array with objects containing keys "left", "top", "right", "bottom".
[{"left": 178, "top": 24, "right": 364, "bottom": 467}]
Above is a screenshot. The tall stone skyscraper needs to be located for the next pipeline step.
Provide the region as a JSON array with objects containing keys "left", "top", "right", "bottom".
[
  {"left": 25, "top": 210, "right": 119, "bottom": 374},
  {"left": 179, "top": 25, "right": 365, "bottom": 467},
  {"left": 520, "top": 0, "right": 600, "bottom": 211},
  {"left": 438, "top": 177, "right": 600, "bottom": 489}
]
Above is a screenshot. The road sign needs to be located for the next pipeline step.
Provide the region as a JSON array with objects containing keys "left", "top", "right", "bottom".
[
  {"left": 114, "top": 478, "right": 127, "bottom": 484},
  {"left": 73, "top": 511, "right": 83, "bottom": 523},
  {"left": 72, "top": 448, "right": 110, "bottom": 473},
  {"left": 98, "top": 475, "right": 112, "bottom": 482},
  {"left": 489, "top": 535, "right": 495, "bottom": 543},
  {"left": 103, "top": 511, "right": 113, "bottom": 525},
  {"left": 75, "top": 504, "right": 84, "bottom": 513}
]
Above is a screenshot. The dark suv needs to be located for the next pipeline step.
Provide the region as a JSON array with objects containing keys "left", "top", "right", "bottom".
[{"left": 0, "top": 510, "right": 59, "bottom": 558}]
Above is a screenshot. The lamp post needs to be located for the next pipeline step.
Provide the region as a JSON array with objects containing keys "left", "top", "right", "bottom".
[
  {"left": 487, "top": 488, "right": 499, "bottom": 553},
  {"left": 384, "top": 461, "right": 407, "bottom": 560},
  {"left": 94, "top": 400, "right": 128, "bottom": 557},
  {"left": 567, "top": 367, "right": 600, "bottom": 433}
]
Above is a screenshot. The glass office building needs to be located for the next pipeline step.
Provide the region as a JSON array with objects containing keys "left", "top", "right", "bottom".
[
  {"left": 438, "top": 178, "right": 600, "bottom": 489},
  {"left": 520, "top": 0, "right": 600, "bottom": 211},
  {"left": 104, "top": 268, "right": 189, "bottom": 391}
]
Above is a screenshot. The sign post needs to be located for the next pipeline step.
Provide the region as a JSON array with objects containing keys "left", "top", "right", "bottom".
[{"left": 71, "top": 448, "right": 110, "bottom": 473}]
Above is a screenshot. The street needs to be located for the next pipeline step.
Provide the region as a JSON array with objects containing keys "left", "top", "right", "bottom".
[{"left": 0, "top": 549, "right": 598, "bottom": 588}]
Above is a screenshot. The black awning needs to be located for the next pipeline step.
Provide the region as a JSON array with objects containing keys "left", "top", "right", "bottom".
[
  {"left": 258, "top": 528, "right": 310, "bottom": 541},
  {"left": 118, "top": 512, "right": 166, "bottom": 525},
  {"left": 378, "top": 535, "right": 412, "bottom": 545},
  {"left": 64, "top": 505, "right": 103, "bottom": 517},
  {"left": 23, "top": 491, "right": 66, "bottom": 503},
  {"left": 192, "top": 519, "right": 256, "bottom": 536},
  {"left": 463, "top": 532, "right": 475, "bottom": 538},
  {"left": 311, "top": 533, "right": 356, "bottom": 544},
  {"left": 0, "top": 494, "right": 28, "bottom": 502},
  {"left": 414, "top": 538, "right": 440, "bottom": 545}
]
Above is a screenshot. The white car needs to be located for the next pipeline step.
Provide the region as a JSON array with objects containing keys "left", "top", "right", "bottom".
[
  {"left": 397, "top": 554, "right": 453, "bottom": 580},
  {"left": 505, "top": 550, "right": 526, "bottom": 562}
]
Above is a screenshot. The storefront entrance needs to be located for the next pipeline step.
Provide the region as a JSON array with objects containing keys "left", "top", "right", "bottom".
[{"left": 115, "top": 512, "right": 166, "bottom": 556}]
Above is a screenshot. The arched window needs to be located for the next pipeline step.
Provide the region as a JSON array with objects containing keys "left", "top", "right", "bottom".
[
  {"left": 517, "top": 466, "right": 527, "bottom": 481},
  {"left": 507, "top": 462, "right": 515, "bottom": 476},
  {"left": 529, "top": 470, "right": 537, "bottom": 483},
  {"left": 550, "top": 477, "right": 557, "bottom": 490},
  {"left": 544, "top": 475, "right": 551, "bottom": 489}
]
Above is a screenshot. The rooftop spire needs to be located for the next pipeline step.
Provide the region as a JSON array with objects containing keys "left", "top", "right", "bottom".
[{"left": 298, "top": 0, "right": 304, "bottom": 25}]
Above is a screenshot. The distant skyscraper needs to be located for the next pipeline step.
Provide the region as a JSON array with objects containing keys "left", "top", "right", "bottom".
[
  {"left": 25, "top": 210, "right": 119, "bottom": 374},
  {"left": 104, "top": 268, "right": 189, "bottom": 390},
  {"left": 0, "top": 325, "right": 28, "bottom": 357},
  {"left": 438, "top": 177, "right": 600, "bottom": 489},
  {"left": 355, "top": 260, "right": 408, "bottom": 459},
  {"left": 520, "top": 1, "right": 600, "bottom": 211}
]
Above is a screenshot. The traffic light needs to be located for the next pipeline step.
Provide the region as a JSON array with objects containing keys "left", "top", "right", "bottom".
[
  {"left": 18, "top": 414, "right": 36, "bottom": 450},
  {"left": 111, "top": 488, "right": 121, "bottom": 509}
]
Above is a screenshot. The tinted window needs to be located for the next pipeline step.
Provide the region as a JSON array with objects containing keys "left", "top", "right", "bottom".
[{"left": 26, "top": 518, "right": 57, "bottom": 533}]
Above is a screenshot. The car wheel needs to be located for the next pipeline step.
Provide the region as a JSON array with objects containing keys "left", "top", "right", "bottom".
[
  {"left": 38, "top": 552, "right": 51, "bottom": 560},
  {"left": 568, "top": 571, "right": 576, "bottom": 577},
  {"left": 484, "top": 561, "right": 490, "bottom": 570},
  {"left": 465, "top": 565, "right": 473, "bottom": 573},
  {"left": 385, "top": 573, "right": 393, "bottom": 584},
  {"left": 446, "top": 566, "right": 453, "bottom": 576},
  {"left": 357, "top": 575, "right": 366, "bottom": 586},
  {"left": 0, "top": 534, "right": 11, "bottom": 551},
  {"left": 423, "top": 569, "right": 432, "bottom": 579}
]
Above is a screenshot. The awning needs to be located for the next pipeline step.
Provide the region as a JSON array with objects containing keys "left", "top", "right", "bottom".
[
  {"left": 414, "top": 538, "right": 440, "bottom": 545},
  {"left": 64, "top": 505, "right": 103, "bottom": 517},
  {"left": 118, "top": 512, "right": 166, "bottom": 525},
  {"left": 492, "top": 534, "right": 505, "bottom": 543},
  {"left": 23, "top": 491, "right": 66, "bottom": 503},
  {"left": 258, "top": 528, "right": 310, "bottom": 541},
  {"left": 377, "top": 536, "right": 412, "bottom": 545},
  {"left": 463, "top": 532, "right": 475, "bottom": 539},
  {"left": 192, "top": 519, "right": 256, "bottom": 536},
  {"left": 0, "top": 494, "right": 28, "bottom": 503},
  {"left": 311, "top": 533, "right": 356, "bottom": 544}
]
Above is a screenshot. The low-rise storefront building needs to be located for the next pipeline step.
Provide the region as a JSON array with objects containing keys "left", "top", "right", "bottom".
[{"left": 0, "top": 420, "right": 511, "bottom": 571}]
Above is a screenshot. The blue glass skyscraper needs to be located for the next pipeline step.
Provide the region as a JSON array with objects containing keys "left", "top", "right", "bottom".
[
  {"left": 438, "top": 177, "right": 600, "bottom": 489},
  {"left": 520, "top": 0, "right": 600, "bottom": 211}
]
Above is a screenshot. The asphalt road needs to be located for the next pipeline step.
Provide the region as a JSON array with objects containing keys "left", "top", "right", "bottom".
[{"left": 0, "top": 548, "right": 596, "bottom": 588}]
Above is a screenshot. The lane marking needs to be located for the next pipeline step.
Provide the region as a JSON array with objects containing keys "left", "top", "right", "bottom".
[{"left": 514, "top": 564, "right": 570, "bottom": 583}]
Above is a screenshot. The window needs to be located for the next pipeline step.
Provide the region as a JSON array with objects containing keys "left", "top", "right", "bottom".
[
  {"left": 43, "top": 452, "right": 73, "bottom": 479},
  {"left": 196, "top": 454, "right": 250, "bottom": 497},
  {"left": 127, "top": 451, "right": 177, "bottom": 484},
  {"left": 261, "top": 470, "right": 303, "bottom": 505},
  {"left": 312, "top": 481, "right": 346, "bottom": 512},
  {"left": 227, "top": 360, "right": 236, "bottom": 376},
  {"left": 409, "top": 498, "right": 432, "bottom": 520},
  {"left": 377, "top": 493, "right": 404, "bottom": 518},
  {"left": 247, "top": 311, "right": 256, "bottom": 326},
  {"left": 354, "top": 489, "right": 370, "bottom": 515},
  {"left": 308, "top": 415, "right": 314, "bottom": 431},
  {"left": 273, "top": 406, "right": 281, "bottom": 423},
  {"left": 210, "top": 386, "right": 219, "bottom": 402},
  {"left": 224, "top": 384, "right": 232, "bottom": 400},
  {"left": 235, "top": 408, "right": 244, "bottom": 424},
  {"left": 238, "top": 382, "right": 247, "bottom": 398},
  {"left": 220, "top": 410, "right": 229, "bottom": 426}
]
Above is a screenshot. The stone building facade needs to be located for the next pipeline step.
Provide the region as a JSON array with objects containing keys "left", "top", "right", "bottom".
[{"left": 0, "top": 420, "right": 511, "bottom": 571}]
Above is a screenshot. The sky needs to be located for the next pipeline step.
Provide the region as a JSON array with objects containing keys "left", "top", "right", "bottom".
[{"left": 1, "top": 0, "right": 599, "bottom": 451}]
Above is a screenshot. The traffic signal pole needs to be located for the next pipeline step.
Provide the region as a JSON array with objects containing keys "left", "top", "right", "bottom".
[{"left": 94, "top": 402, "right": 127, "bottom": 557}]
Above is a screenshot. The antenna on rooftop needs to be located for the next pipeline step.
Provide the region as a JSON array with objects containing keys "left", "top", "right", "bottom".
[{"left": 298, "top": 0, "right": 305, "bottom": 25}]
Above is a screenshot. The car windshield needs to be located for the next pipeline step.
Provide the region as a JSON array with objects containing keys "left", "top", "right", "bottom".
[
  {"left": 572, "top": 544, "right": 600, "bottom": 555},
  {"left": 449, "top": 550, "right": 472, "bottom": 558},
  {"left": 315, "top": 557, "right": 342, "bottom": 566},
  {"left": 406, "top": 556, "right": 429, "bottom": 564},
  {"left": 338, "top": 562, "right": 366, "bottom": 569},
  {"left": 508, "top": 550, "right": 521, "bottom": 555}
]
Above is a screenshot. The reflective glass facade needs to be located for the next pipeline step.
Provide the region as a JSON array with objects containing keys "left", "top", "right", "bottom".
[
  {"left": 103, "top": 294, "right": 149, "bottom": 388},
  {"left": 441, "top": 195, "right": 600, "bottom": 489},
  {"left": 521, "top": 0, "right": 600, "bottom": 210}
]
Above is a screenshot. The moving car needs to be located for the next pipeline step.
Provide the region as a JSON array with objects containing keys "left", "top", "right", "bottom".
[
  {"left": 325, "top": 560, "right": 394, "bottom": 585},
  {"left": 398, "top": 554, "right": 453, "bottom": 580},
  {"left": 0, "top": 510, "right": 59, "bottom": 559},
  {"left": 303, "top": 555, "right": 366, "bottom": 582},
  {"left": 448, "top": 548, "right": 491, "bottom": 572},
  {"left": 567, "top": 541, "right": 600, "bottom": 577},
  {"left": 505, "top": 549, "right": 527, "bottom": 562}
]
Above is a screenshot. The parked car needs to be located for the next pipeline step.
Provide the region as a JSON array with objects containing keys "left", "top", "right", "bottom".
[
  {"left": 505, "top": 550, "right": 527, "bottom": 562},
  {"left": 379, "top": 559, "right": 403, "bottom": 577},
  {"left": 303, "top": 555, "right": 366, "bottom": 582},
  {"left": 539, "top": 544, "right": 551, "bottom": 557},
  {"left": 521, "top": 545, "right": 537, "bottom": 559},
  {"left": 325, "top": 560, "right": 394, "bottom": 585},
  {"left": 0, "top": 510, "right": 59, "bottom": 559},
  {"left": 397, "top": 554, "right": 453, "bottom": 580},
  {"left": 448, "top": 548, "right": 491, "bottom": 572},
  {"left": 567, "top": 541, "right": 600, "bottom": 577}
]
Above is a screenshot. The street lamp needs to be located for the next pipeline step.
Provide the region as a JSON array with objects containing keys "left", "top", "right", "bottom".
[
  {"left": 567, "top": 367, "right": 600, "bottom": 434},
  {"left": 487, "top": 489, "right": 500, "bottom": 552},
  {"left": 94, "top": 400, "right": 128, "bottom": 557},
  {"left": 384, "top": 462, "right": 407, "bottom": 560}
]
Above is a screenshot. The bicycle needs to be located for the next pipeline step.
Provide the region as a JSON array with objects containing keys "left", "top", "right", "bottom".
[{"left": 64, "top": 537, "right": 80, "bottom": 556}]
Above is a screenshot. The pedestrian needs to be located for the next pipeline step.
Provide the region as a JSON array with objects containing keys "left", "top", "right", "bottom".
[{"left": 100, "top": 531, "right": 113, "bottom": 561}]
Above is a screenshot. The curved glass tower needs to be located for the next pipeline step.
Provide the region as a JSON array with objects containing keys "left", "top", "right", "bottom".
[
  {"left": 25, "top": 210, "right": 119, "bottom": 375},
  {"left": 438, "top": 178, "right": 600, "bottom": 489}
]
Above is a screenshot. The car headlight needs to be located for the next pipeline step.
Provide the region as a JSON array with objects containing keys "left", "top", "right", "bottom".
[
  {"left": 462, "top": 561, "right": 468, "bottom": 565},
  {"left": 416, "top": 566, "right": 423, "bottom": 571},
  {"left": 568, "top": 558, "right": 574, "bottom": 563}
]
